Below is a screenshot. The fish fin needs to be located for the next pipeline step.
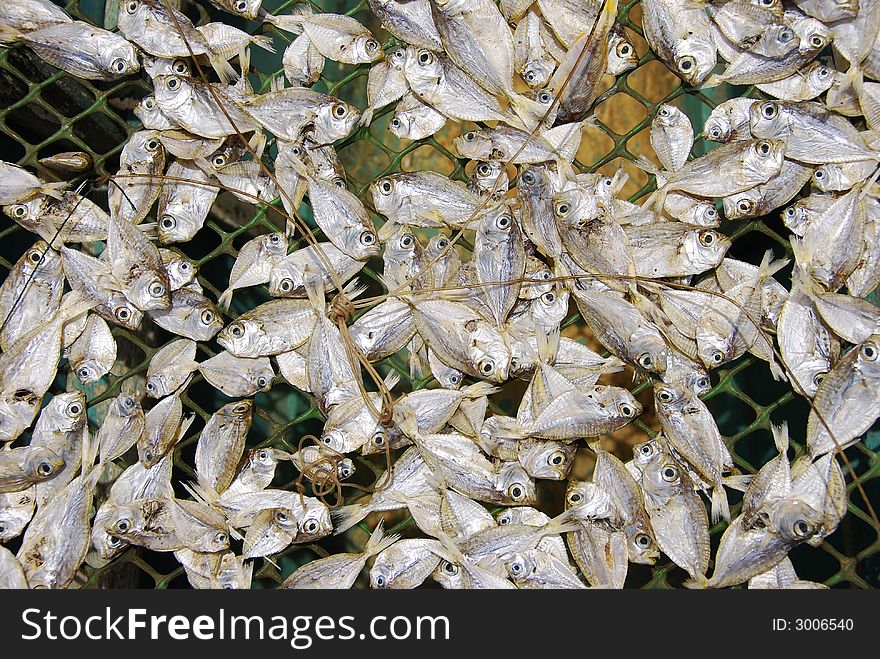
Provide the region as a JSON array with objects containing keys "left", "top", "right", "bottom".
[
  {"left": 58, "top": 290, "right": 98, "bottom": 323},
  {"left": 362, "top": 519, "right": 400, "bottom": 556},
  {"left": 178, "top": 414, "right": 196, "bottom": 443},
  {"left": 755, "top": 249, "right": 789, "bottom": 283},
  {"left": 217, "top": 288, "right": 233, "bottom": 311},
  {"left": 377, "top": 219, "right": 400, "bottom": 242},
  {"left": 541, "top": 508, "right": 582, "bottom": 537},
  {"left": 266, "top": 8, "right": 309, "bottom": 34},
  {"left": 0, "top": 24, "right": 23, "bottom": 44},
  {"left": 358, "top": 107, "right": 375, "bottom": 127},
  {"left": 342, "top": 277, "right": 367, "bottom": 301},
  {"left": 722, "top": 474, "right": 753, "bottom": 492},
  {"left": 304, "top": 274, "right": 326, "bottom": 312},
  {"left": 700, "top": 74, "right": 724, "bottom": 89},
  {"left": 80, "top": 428, "right": 100, "bottom": 480},
  {"left": 397, "top": 412, "right": 419, "bottom": 439},
  {"left": 710, "top": 486, "right": 730, "bottom": 523},
  {"left": 37, "top": 180, "right": 68, "bottom": 200},
  {"left": 136, "top": 222, "right": 158, "bottom": 239},
  {"left": 423, "top": 469, "right": 448, "bottom": 492},
  {"left": 383, "top": 370, "right": 401, "bottom": 393},
  {"left": 331, "top": 503, "right": 368, "bottom": 534},
  {"left": 461, "top": 381, "right": 500, "bottom": 398},
  {"left": 248, "top": 131, "right": 267, "bottom": 159},
  {"left": 536, "top": 325, "right": 560, "bottom": 363}
]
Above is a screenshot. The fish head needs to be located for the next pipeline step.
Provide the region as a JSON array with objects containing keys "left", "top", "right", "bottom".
[
  {"left": 641, "top": 456, "right": 683, "bottom": 506},
  {"left": 791, "top": 15, "right": 830, "bottom": 54},
  {"left": 337, "top": 457, "right": 356, "bottom": 481},
  {"left": 432, "top": 558, "right": 464, "bottom": 589},
  {"left": 696, "top": 322, "right": 734, "bottom": 369},
  {"left": 370, "top": 174, "right": 405, "bottom": 217},
  {"left": 153, "top": 74, "right": 193, "bottom": 113},
  {"left": 295, "top": 500, "right": 333, "bottom": 541},
  {"left": 607, "top": 32, "right": 639, "bottom": 75},
  {"left": 772, "top": 499, "right": 824, "bottom": 545},
  {"left": 160, "top": 251, "right": 197, "bottom": 289},
  {"left": 453, "top": 129, "right": 492, "bottom": 160},
  {"left": 126, "top": 270, "right": 171, "bottom": 311},
  {"left": 0, "top": 391, "right": 38, "bottom": 443},
  {"left": 625, "top": 524, "right": 660, "bottom": 565},
  {"left": 470, "top": 160, "right": 508, "bottom": 194},
  {"left": 469, "top": 322, "right": 511, "bottom": 382},
  {"left": 553, "top": 187, "right": 598, "bottom": 229},
  {"left": 741, "top": 138, "right": 786, "bottom": 182},
  {"left": 370, "top": 554, "right": 397, "bottom": 589},
  {"left": 403, "top": 47, "right": 443, "bottom": 86},
  {"left": 855, "top": 335, "right": 880, "bottom": 378},
  {"left": 3, "top": 196, "right": 46, "bottom": 226},
  {"left": 682, "top": 228, "right": 730, "bottom": 272},
  {"left": 494, "top": 461, "right": 537, "bottom": 505},
  {"left": 722, "top": 188, "right": 761, "bottom": 219},
  {"left": 74, "top": 358, "right": 108, "bottom": 385},
  {"left": 531, "top": 288, "right": 569, "bottom": 328},
  {"left": 630, "top": 327, "right": 669, "bottom": 374},
  {"left": 521, "top": 58, "right": 554, "bottom": 89},
  {"left": 109, "top": 294, "right": 144, "bottom": 330},
  {"left": 229, "top": 0, "right": 263, "bottom": 20},
  {"left": 157, "top": 209, "right": 200, "bottom": 243},
  {"left": 341, "top": 223, "right": 381, "bottom": 260},
  {"left": 111, "top": 393, "right": 141, "bottom": 419},
  {"left": 517, "top": 440, "right": 576, "bottom": 480},
  {"left": 812, "top": 164, "right": 851, "bottom": 193},
  {"left": 268, "top": 261, "right": 305, "bottom": 297},
  {"left": 504, "top": 552, "right": 536, "bottom": 582},
  {"left": 672, "top": 34, "right": 716, "bottom": 86},
  {"left": 352, "top": 34, "right": 384, "bottom": 63},
  {"left": 24, "top": 447, "right": 66, "bottom": 484},
  {"left": 312, "top": 100, "right": 360, "bottom": 144},
  {"left": 219, "top": 318, "right": 266, "bottom": 357},
  {"left": 749, "top": 101, "right": 789, "bottom": 139},
  {"left": 261, "top": 232, "right": 288, "bottom": 259},
  {"left": 222, "top": 399, "right": 254, "bottom": 424},
  {"left": 476, "top": 202, "right": 517, "bottom": 243},
  {"left": 93, "top": 503, "right": 129, "bottom": 559},
  {"left": 42, "top": 390, "right": 87, "bottom": 433},
  {"left": 653, "top": 381, "right": 688, "bottom": 413},
  {"left": 632, "top": 439, "right": 663, "bottom": 469},
  {"left": 99, "top": 36, "right": 141, "bottom": 78}
]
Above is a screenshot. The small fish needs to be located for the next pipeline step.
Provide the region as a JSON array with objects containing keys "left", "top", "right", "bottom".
[
  {"left": 138, "top": 392, "right": 195, "bottom": 468},
  {"left": 68, "top": 314, "right": 116, "bottom": 384},
  {"left": 370, "top": 538, "right": 444, "bottom": 589},
  {"left": 0, "top": 446, "right": 65, "bottom": 494},
  {"left": 96, "top": 393, "right": 145, "bottom": 465},
  {"left": 146, "top": 338, "right": 198, "bottom": 398},
  {"left": 22, "top": 21, "right": 140, "bottom": 80}
]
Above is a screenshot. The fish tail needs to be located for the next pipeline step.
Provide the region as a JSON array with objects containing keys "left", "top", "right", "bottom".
[
  {"left": 39, "top": 180, "right": 68, "bottom": 200},
  {"left": 217, "top": 288, "right": 233, "bottom": 311},
  {"left": 710, "top": 485, "right": 730, "bottom": 524},
  {"left": 208, "top": 51, "right": 238, "bottom": 84},
  {"left": 362, "top": 519, "right": 400, "bottom": 557},
  {"left": 536, "top": 325, "right": 560, "bottom": 363},
  {"left": 248, "top": 131, "right": 267, "bottom": 158},
  {"left": 683, "top": 574, "right": 709, "bottom": 589},
  {"left": 461, "top": 381, "right": 500, "bottom": 398},
  {"left": 542, "top": 508, "right": 583, "bottom": 537},
  {"left": 722, "top": 474, "right": 753, "bottom": 492},
  {"left": 771, "top": 421, "right": 789, "bottom": 455},
  {"left": 331, "top": 502, "right": 369, "bottom": 534},
  {"left": 252, "top": 35, "right": 276, "bottom": 54},
  {"left": 358, "top": 107, "right": 375, "bottom": 127},
  {"left": 266, "top": 13, "right": 306, "bottom": 35},
  {"left": 756, "top": 249, "right": 789, "bottom": 283},
  {"left": 700, "top": 73, "right": 724, "bottom": 89},
  {"left": 0, "top": 24, "right": 23, "bottom": 44},
  {"left": 58, "top": 290, "right": 98, "bottom": 323}
]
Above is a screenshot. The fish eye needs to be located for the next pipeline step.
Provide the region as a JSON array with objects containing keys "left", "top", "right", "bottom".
[
  {"left": 538, "top": 91, "right": 552, "bottom": 103},
  {"left": 200, "top": 309, "right": 215, "bottom": 325},
  {"left": 541, "top": 291, "right": 556, "bottom": 304},
  {"left": 779, "top": 29, "right": 794, "bottom": 42},
  {"left": 145, "top": 139, "right": 160, "bottom": 152},
  {"left": 814, "top": 169, "right": 825, "bottom": 180},
  {"left": 256, "top": 449, "right": 270, "bottom": 462},
  {"left": 167, "top": 77, "right": 180, "bottom": 91},
  {"left": 26, "top": 249, "right": 42, "bottom": 264},
  {"left": 108, "top": 534, "right": 122, "bottom": 547},
  {"left": 524, "top": 71, "right": 535, "bottom": 82},
  {"left": 279, "top": 278, "right": 294, "bottom": 293},
  {"left": 212, "top": 154, "right": 227, "bottom": 168},
  {"left": 11, "top": 205, "right": 28, "bottom": 219},
  {"left": 374, "top": 574, "right": 386, "bottom": 588},
  {"left": 111, "top": 58, "right": 127, "bottom": 74},
  {"left": 639, "top": 444, "right": 654, "bottom": 456},
  {"left": 477, "top": 163, "right": 491, "bottom": 176},
  {"left": 115, "top": 307, "right": 131, "bottom": 322},
  {"left": 784, "top": 207, "right": 797, "bottom": 218},
  {"left": 214, "top": 531, "right": 228, "bottom": 545},
  {"left": 813, "top": 372, "right": 826, "bottom": 387},
  {"left": 304, "top": 519, "right": 319, "bottom": 534},
  {"left": 463, "top": 131, "right": 476, "bottom": 142},
  {"left": 602, "top": 177, "right": 613, "bottom": 187},
  {"left": 520, "top": 170, "right": 535, "bottom": 185},
  {"left": 441, "top": 561, "right": 459, "bottom": 576},
  {"left": 340, "top": 465, "right": 352, "bottom": 478},
  {"left": 705, "top": 206, "right": 718, "bottom": 219},
  {"left": 619, "top": 403, "right": 635, "bottom": 417},
  {"left": 737, "top": 199, "right": 753, "bottom": 214},
  {"left": 448, "top": 373, "right": 461, "bottom": 385},
  {"left": 233, "top": 402, "right": 250, "bottom": 415},
  {"left": 659, "top": 107, "right": 670, "bottom": 118},
  {"left": 479, "top": 359, "right": 495, "bottom": 376},
  {"left": 392, "top": 48, "right": 405, "bottom": 61},
  {"left": 809, "top": 34, "right": 825, "bottom": 49},
  {"left": 372, "top": 431, "right": 386, "bottom": 445},
  {"left": 548, "top": 450, "right": 566, "bottom": 466},
  {"left": 390, "top": 117, "right": 401, "bottom": 129},
  {"left": 115, "top": 518, "right": 132, "bottom": 533},
  {"left": 636, "top": 533, "right": 651, "bottom": 547},
  {"left": 618, "top": 43, "right": 632, "bottom": 56},
  {"left": 36, "top": 461, "right": 55, "bottom": 476},
  {"left": 861, "top": 343, "right": 878, "bottom": 361},
  {"left": 333, "top": 177, "right": 346, "bottom": 188},
  {"left": 229, "top": 323, "right": 244, "bottom": 338},
  {"left": 568, "top": 491, "right": 583, "bottom": 504},
  {"left": 126, "top": 1, "right": 138, "bottom": 13},
  {"left": 757, "top": 141, "right": 773, "bottom": 156},
  {"left": 333, "top": 103, "right": 348, "bottom": 119},
  {"left": 256, "top": 376, "right": 269, "bottom": 389},
  {"left": 508, "top": 483, "right": 525, "bottom": 501},
  {"left": 360, "top": 230, "right": 377, "bottom": 246},
  {"left": 234, "top": 0, "right": 248, "bottom": 11},
  {"left": 760, "top": 103, "right": 777, "bottom": 120},
  {"left": 638, "top": 353, "right": 654, "bottom": 369},
  {"left": 178, "top": 261, "right": 189, "bottom": 271},
  {"left": 662, "top": 465, "right": 678, "bottom": 481},
  {"left": 555, "top": 202, "right": 570, "bottom": 217},
  {"left": 159, "top": 215, "right": 176, "bottom": 231},
  {"left": 365, "top": 39, "right": 379, "bottom": 52},
  {"left": 697, "top": 377, "right": 709, "bottom": 389},
  {"left": 793, "top": 519, "right": 812, "bottom": 538},
  {"left": 269, "top": 234, "right": 281, "bottom": 245},
  {"left": 143, "top": 449, "right": 153, "bottom": 463},
  {"left": 657, "top": 387, "right": 674, "bottom": 403},
  {"left": 173, "top": 60, "right": 189, "bottom": 74},
  {"left": 66, "top": 401, "right": 83, "bottom": 416},
  {"left": 145, "top": 381, "right": 156, "bottom": 393},
  {"left": 436, "top": 238, "right": 449, "bottom": 249},
  {"left": 699, "top": 231, "right": 717, "bottom": 247},
  {"left": 509, "top": 560, "right": 525, "bottom": 576},
  {"left": 417, "top": 50, "right": 432, "bottom": 65},
  {"left": 378, "top": 179, "right": 393, "bottom": 195},
  {"left": 498, "top": 513, "right": 512, "bottom": 525},
  {"left": 400, "top": 233, "right": 414, "bottom": 248},
  {"left": 677, "top": 56, "right": 695, "bottom": 73},
  {"left": 711, "top": 350, "right": 724, "bottom": 364},
  {"left": 816, "top": 66, "right": 831, "bottom": 79},
  {"left": 495, "top": 213, "right": 512, "bottom": 229},
  {"left": 149, "top": 281, "right": 166, "bottom": 298}
]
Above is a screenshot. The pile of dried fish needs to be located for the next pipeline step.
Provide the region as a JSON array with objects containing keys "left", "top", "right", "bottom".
[{"left": 0, "top": 0, "right": 878, "bottom": 589}]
